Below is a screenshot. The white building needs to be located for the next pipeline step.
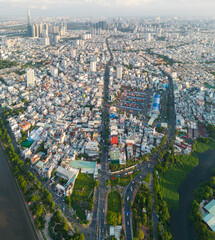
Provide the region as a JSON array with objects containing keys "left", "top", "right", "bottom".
[
  {"left": 27, "top": 69, "right": 35, "bottom": 87},
  {"left": 116, "top": 65, "right": 122, "bottom": 79},
  {"left": 71, "top": 49, "right": 76, "bottom": 58},
  {"left": 147, "top": 33, "right": 151, "bottom": 42},
  {"left": 90, "top": 59, "right": 97, "bottom": 72},
  {"left": 51, "top": 67, "right": 58, "bottom": 78}
]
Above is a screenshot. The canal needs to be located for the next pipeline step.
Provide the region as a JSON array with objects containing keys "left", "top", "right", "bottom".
[
  {"left": 170, "top": 149, "right": 215, "bottom": 240},
  {"left": 0, "top": 145, "right": 37, "bottom": 240}
]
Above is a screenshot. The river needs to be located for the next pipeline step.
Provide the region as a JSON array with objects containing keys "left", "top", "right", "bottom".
[
  {"left": 0, "top": 145, "right": 37, "bottom": 240},
  {"left": 170, "top": 149, "right": 215, "bottom": 240}
]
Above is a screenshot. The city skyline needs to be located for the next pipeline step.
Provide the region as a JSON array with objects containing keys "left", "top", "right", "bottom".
[
  {"left": 1, "top": 3, "right": 215, "bottom": 239},
  {"left": 0, "top": 0, "right": 215, "bottom": 17}
]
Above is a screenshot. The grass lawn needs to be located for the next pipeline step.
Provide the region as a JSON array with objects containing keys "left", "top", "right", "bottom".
[
  {"left": 159, "top": 153, "right": 198, "bottom": 210},
  {"left": 71, "top": 173, "right": 95, "bottom": 221},
  {"left": 195, "top": 140, "right": 215, "bottom": 153},
  {"left": 143, "top": 173, "right": 151, "bottom": 183},
  {"left": 108, "top": 191, "right": 122, "bottom": 213},
  {"left": 111, "top": 171, "right": 140, "bottom": 187}
]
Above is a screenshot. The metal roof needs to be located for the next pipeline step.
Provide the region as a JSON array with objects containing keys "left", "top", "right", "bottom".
[{"left": 205, "top": 199, "right": 215, "bottom": 216}]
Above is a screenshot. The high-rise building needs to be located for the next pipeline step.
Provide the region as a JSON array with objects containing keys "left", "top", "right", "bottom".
[
  {"left": 96, "top": 21, "right": 108, "bottom": 30},
  {"left": 53, "top": 25, "right": 59, "bottom": 34},
  {"left": 43, "top": 24, "right": 49, "bottom": 37},
  {"left": 41, "top": 38, "right": 50, "bottom": 46},
  {"left": 39, "top": 23, "right": 43, "bottom": 37},
  {"left": 27, "top": 8, "right": 32, "bottom": 37},
  {"left": 51, "top": 67, "right": 58, "bottom": 78},
  {"left": 27, "top": 8, "right": 31, "bottom": 26},
  {"left": 116, "top": 65, "right": 123, "bottom": 79},
  {"left": 27, "top": 69, "right": 35, "bottom": 87},
  {"left": 31, "top": 24, "right": 39, "bottom": 38},
  {"left": 71, "top": 49, "right": 76, "bottom": 58},
  {"left": 35, "top": 24, "right": 39, "bottom": 38},
  {"left": 90, "top": 59, "right": 97, "bottom": 72},
  {"left": 147, "top": 33, "right": 151, "bottom": 42},
  {"left": 53, "top": 34, "right": 60, "bottom": 44},
  {"left": 31, "top": 25, "right": 36, "bottom": 38}
]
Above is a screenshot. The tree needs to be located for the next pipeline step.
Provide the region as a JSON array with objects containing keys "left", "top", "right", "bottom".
[
  {"left": 138, "top": 230, "right": 145, "bottom": 240},
  {"left": 62, "top": 218, "right": 70, "bottom": 231},
  {"left": 35, "top": 204, "right": 44, "bottom": 217},
  {"left": 106, "top": 180, "right": 111, "bottom": 186},
  {"left": 94, "top": 180, "right": 99, "bottom": 187},
  {"left": 79, "top": 233, "right": 85, "bottom": 240},
  {"left": 142, "top": 213, "right": 147, "bottom": 225},
  {"left": 31, "top": 195, "right": 39, "bottom": 202},
  {"left": 53, "top": 209, "right": 62, "bottom": 223},
  {"left": 65, "top": 196, "right": 71, "bottom": 208},
  {"left": 107, "top": 211, "right": 122, "bottom": 226},
  {"left": 18, "top": 175, "right": 27, "bottom": 192}
]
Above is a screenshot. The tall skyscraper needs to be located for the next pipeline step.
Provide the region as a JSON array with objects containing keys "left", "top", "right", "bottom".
[
  {"left": 27, "top": 69, "right": 35, "bottom": 87},
  {"left": 27, "top": 8, "right": 32, "bottom": 37},
  {"left": 27, "top": 8, "right": 31, "bottom": 26}
]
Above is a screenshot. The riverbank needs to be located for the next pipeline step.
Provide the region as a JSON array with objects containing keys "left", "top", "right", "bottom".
[
  {"left": 159, "top": 139, "right": 215, "bottom": 211},
  {"left": 170, "top": 149, "right": 215, "bottom": 240},
  {"left": 195, "top": 139, "right": 215, "bottom": 153},
  {"left": 153, "top": 138, "right": 215, "bottom": 239},
  {"left": 159, "top": 153, "right": 198, "bottom": 210}
]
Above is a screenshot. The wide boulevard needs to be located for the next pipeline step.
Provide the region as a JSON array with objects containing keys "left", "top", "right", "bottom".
[{"left": 96, "top": 37, "right": 113, "bottom": 240}]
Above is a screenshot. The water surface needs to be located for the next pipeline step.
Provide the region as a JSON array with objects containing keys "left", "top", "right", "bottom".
[
  {"left": 170, "top": 149, "right": 215, "bottom": 240},
  {"left": 0, "top": 145, "right": 36, "bottom": 240}
]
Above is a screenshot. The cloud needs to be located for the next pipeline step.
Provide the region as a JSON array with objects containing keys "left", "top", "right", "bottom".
[
  {"left": 41, "top": 5, "right": 48, "bottom": 10},
  {"left": 0, "top": 0, "right": 215, "bottom": 16},
  {"left": 0, "top": 0, "right": 155, "bottom": 7}
]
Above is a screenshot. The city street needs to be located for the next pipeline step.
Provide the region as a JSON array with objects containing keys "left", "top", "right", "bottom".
[{"left": 96, "top": 36, "right": 113, "bottom": 240}]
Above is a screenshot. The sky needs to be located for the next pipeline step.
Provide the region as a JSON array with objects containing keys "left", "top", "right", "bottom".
[{"left": 0, "top": 0, "right": 215, "bottom": 17}]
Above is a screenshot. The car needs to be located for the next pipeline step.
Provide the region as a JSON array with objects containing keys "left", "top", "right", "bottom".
[
  {"left": 127, "top": 221, "right": 129, "bottom": 225},
  {"left": 127, "top": 213, "right": 129, "bottom": 216},
  {"left": 127, "top": 196, "right": 129, "bottom": 201}
]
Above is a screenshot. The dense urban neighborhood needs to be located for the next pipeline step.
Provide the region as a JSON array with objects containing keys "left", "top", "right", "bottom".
[{"left": 1, "top": 13, "right": 215, "bottom": 240}]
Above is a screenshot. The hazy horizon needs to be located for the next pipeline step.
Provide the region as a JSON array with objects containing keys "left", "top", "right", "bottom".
[{"left": 0, "top": 0, "right": 215, "bottom": 18}]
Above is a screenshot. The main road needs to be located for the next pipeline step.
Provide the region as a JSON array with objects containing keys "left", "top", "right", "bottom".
[
  {"left": 96, "top": 37, "right": 113, "bottom": 240},
  {"left": 123, "top": 68, "right": 176, "bottom": 240}
]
